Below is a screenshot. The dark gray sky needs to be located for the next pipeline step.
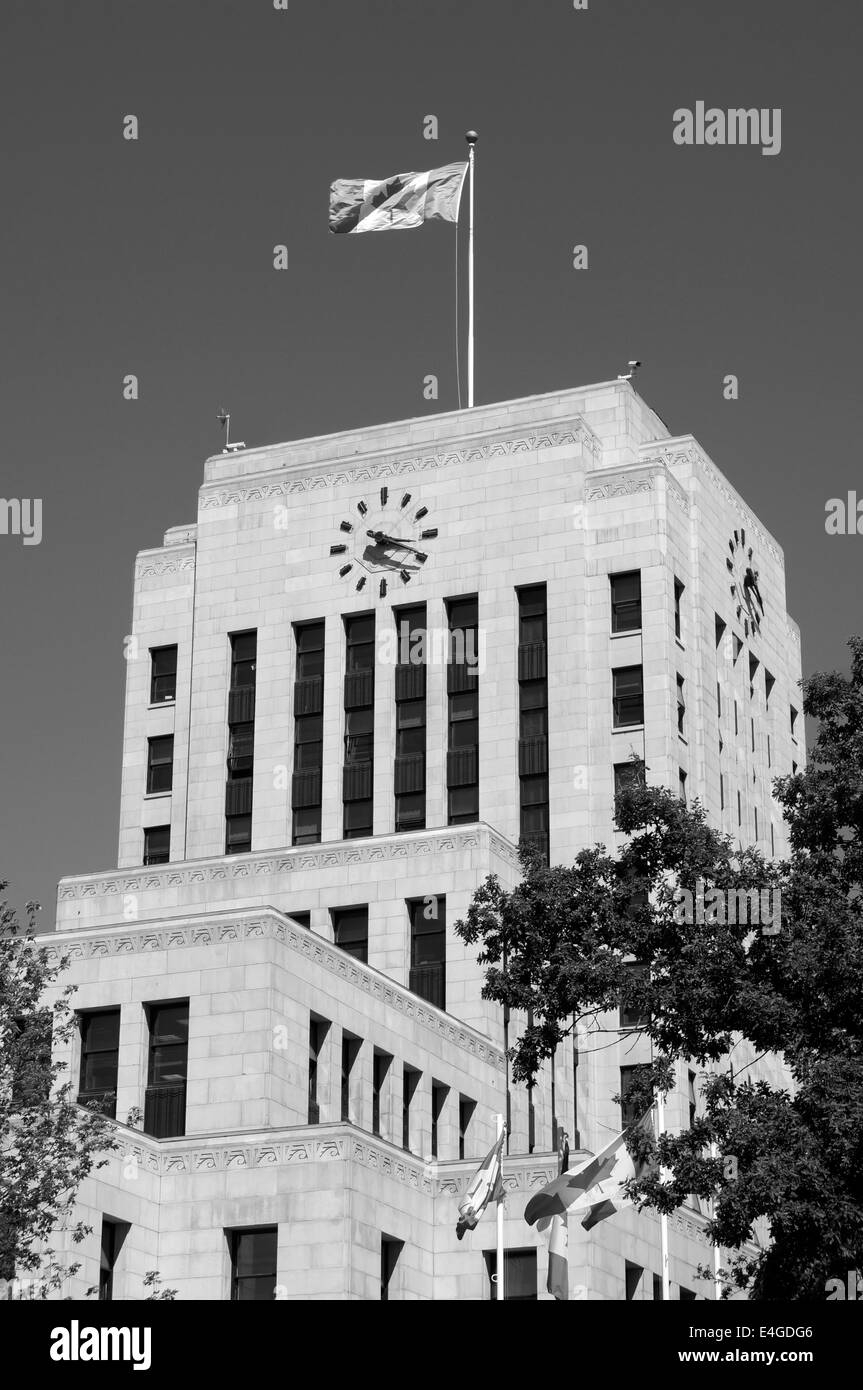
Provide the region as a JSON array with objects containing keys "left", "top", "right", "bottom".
[{"left": 2, "top": 0, "right": 860, "bottom": 923}]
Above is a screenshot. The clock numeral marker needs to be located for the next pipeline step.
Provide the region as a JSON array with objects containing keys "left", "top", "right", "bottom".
[
  {"left": 340, "top": 521, "right": 353, "bottom": 533},
  {"left": 357, "top": 501, "right": 368, "bottom": 516},
  {"left": 400, "top": 493, "right": 411, "bottom": 509},
  {"left": 330, "top": 544, "right": 347, "bottom": 555},
  {"left": 400, "top": 569, "right": 411, "bottom": 584},
  {"left": 420, "top": 528, "right": 438, "bottom": 540},
  {"left": 379, "top": 578, "right": 387, "bottom": 598},
  {"left": 339, "top": 564, "right": 353, "bottom": 578},
  {"left": 380, "top": 486, "right": 388, "bottom": 506},
  {"left": 415, "top": 506, "right": 428, "bottom": 520},
  {"left": 356, "top": 577, "right": 366, "bottom": 591}
]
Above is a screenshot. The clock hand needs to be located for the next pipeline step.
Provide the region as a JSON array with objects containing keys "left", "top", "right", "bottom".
[{"left": 366, "top": 530, "right": 427, "bottom": 558}]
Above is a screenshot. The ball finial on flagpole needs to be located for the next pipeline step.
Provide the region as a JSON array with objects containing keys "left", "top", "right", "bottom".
[{"left": 465, "top": 129, "right": 478, "bottom": 145}]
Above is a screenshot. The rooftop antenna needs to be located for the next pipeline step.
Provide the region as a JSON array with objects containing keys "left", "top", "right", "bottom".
[
  {"left": 216, "top": 407, "right": 246, "bottom": 453},
  {"left": 617, "top": 360, "right": 642, "bottom": 383}
]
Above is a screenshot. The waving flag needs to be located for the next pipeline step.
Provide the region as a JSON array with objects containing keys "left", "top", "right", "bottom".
[
  {"left": 456, "top": 1126, "right": 506, "bottom": 1240},
  {"left": 329, "top": 161, "right": 467, "bottom": 234},
  {"left": 537, "top": 1129, "right": 570, "bottom": 1300},
  {"left": 525, "top": 1112, "right": 654, "bottom": 1233}
]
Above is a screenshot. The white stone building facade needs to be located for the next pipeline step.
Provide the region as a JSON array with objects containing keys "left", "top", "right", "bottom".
[{"left": 36, "top": 380, "right": 804, "bottom": 1300}]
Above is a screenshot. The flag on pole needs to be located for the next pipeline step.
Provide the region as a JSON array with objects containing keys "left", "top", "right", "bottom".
[
  {"left": 525, "top": 1112, "right": 654, "bottom": 1233},
  {"left": 456, "top": 1126, "right": 506, "bottom": 1240},
  {"left": 329, "top": 161, "right": 467, "bottom": 234},
  {"left": 539, "top": 1128, "right": 570, "bottom": 1300}
]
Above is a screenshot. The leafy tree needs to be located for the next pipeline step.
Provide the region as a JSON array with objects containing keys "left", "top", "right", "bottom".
[
  {"left": 455, "top": 638, "right": 863, "bottom": 1300},
  {"left": 0, "top": 885, "right": 117, "bottom": 1288}
]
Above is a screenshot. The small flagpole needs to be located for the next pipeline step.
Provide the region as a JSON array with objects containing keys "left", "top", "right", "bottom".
[
  {"left": 465, "top": 131, "right": 478, "bottom": 408},
  {"left": 656, "top": 1086, "right": 671, "bottom": 1301},
  {"left": 709, "top": 1140, "right": 722, "bottom": 1300},
  {"left": 495, "top": 1111, "right": 505, "bottom": 1301}
]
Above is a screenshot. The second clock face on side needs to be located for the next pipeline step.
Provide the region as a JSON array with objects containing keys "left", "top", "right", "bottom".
[
  {"left": 727, "top": 528, "right": 764, "bottom": 638},
  {"left": 329, "top": 487, "right": 438, "bottom": 599}
]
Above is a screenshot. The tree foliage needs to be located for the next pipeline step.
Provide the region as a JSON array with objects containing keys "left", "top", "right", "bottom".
[
  {"left": 455, "top": 638, "right": 863, "bottom": 1299},
  {"left": 0, "top": 887, "right": 117, "bottom": 1283}
]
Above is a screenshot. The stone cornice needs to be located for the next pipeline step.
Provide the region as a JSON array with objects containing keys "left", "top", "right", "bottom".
[
  {"left": 640, "top": 439, "right": 783, "bottom": 564},
  {"left": 106, "top": 1121, "right": 557, "bottom": 1197},
  {"left": 135, "top": 548, "right": 196, "bottom": 579},
  {"left": 585, "top": 464, "right": 690, "bottom": 515},
  {"left": 45, "top": 907, "right": 506, "bottom": 1073},
  {"left": 198, "top": 424, "right": 600, "bottom": 511},
  {"left": 57, "top": 826, "right": 519, "bottom": 906}
]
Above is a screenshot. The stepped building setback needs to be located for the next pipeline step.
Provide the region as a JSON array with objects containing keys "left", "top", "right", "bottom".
[{"left": 36, "top": 380, "right": 803, "bottom": 1300}]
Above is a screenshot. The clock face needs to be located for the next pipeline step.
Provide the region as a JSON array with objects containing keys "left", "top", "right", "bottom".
[
  {"left": 329, "top": 487, "right": 438, "bottom": 599},
  {"left": 726, "top": 529, "right": 764, "bottom": 637}
]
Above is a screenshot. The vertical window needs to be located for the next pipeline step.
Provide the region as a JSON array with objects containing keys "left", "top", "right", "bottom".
[
  {"left": 679, "top": 769, "right": 687, "bottom": 803},
  {"left": 751, "top": 717, "right": 756, "bottom": 753},
  {"left": 446, "top": 596, "right": 479, "bottom": 825},
  {"left": 790, "top": 705, "right": 798, "bottom": 740},
  {"left": 229, "top": 1227, "right": 277, "bottom": 1301},
  {"left": 653, "top": 1273, "right": 663, "bottom": 1302},
  {"left": 734, "top": 699, "right": 739, "bottom": 737},
  {"left": 341, "top": 1032, "right": 361, "bottom": 1122},
  {"left": 673, "top": 579, "right": 684, "bottom": 641},
  {"left": 343, "top": 614, "right": 375, "bottom": 839},
  {"left": 230, "top": 632, "right": 257, "bottom": 689},
  {"left": 372, "top": 1050, "right": 392, "bottom": 1137},
  {"left": 226, "top": 631, "right": 256, "bottom": 854},
  {"left": 715, "top": 614, "right": 727, "bottom": 649},
  {"left": 720, "top": 772, "right": 725, "bottom": 812},
  {"left": 332, "top": 906, "right": 368, "bottom": 963},
  {"left": 381, "top": 1236, "right": 404, "bottom": 1301},
  {"left": 716, "top": 680, "right": 722, "bottom": 719},
  {"left": 688, "top": 1070, "right": 697, "bottom": 1129},
  {"left": 144, "top": 1001, "right": 188, "bottom": 1139},
  {"left": 146, "top": 736, "right": 174, "bottom": 794},
  {"left": 764, "top": 670, "right": 775, "bottom": 709},
  {"left": 394, "top": 605, "right": 427, "bottom": 832},
  {"left": 676, "top": 674, "right": 686, "bottom": 736},
  {"left": 737, "top": 790, "right": 742, "bottom": 827},
  {"left": 754, "top": 806, "right": 759, "bottom": 840},
  {"left": 458, "top": 1096, "right": 476, "bottom": 1160},
  {"left": 771, "top": 822, "right": 775, "bottom": 857},
  {"left": 620, "top": 1064, "right": 650, "bottom": 1129},
  {"left": 518, "top": 585, "right": 549, "bottom": 863},
  {"left": 292, "top": 622, "right": 325, "bottom": 845},
  {"left": 625, "top": 1261, "right": 643, "bottom": 1301},
  {"left": 614, "top": 760, "right": 645, "bottom": 815},
  {"left": 408, "top": 896, "right": 446, "bottom": 1008},
  {"left": 402, "top": 1066, "right": 420, "bottom": 1151},
  {"left": 308, "top": 1016, "right": 329, "bottom": 1124},
  {"left": 99, "top": 1218, "right": 128, "bottom": 1301},
  {"left": 610, "top": 571, "right": 642, "bottom": 633},
  {"left": 78, "top": 1009, "right": 120, "bottom": 1117},
  {"left": 485, "top": 1249, "right": 537, "bottom": 1301},
  {"left": 612, "top": 666, "right": 644, "bottom": 727},
  {"left": 619, "top": 962, "right": 649, "bottom": 1029},
  {"left": 431, "top": 1081, "right": 448, "bottom": 1159},
  {"left": 149, "top": 645, "right": 177, "bottom": 703},
  {"left": 143, "top": 825, "right": 170, "bottom": 866}
]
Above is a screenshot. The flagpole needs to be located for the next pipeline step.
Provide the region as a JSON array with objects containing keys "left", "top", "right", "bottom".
[
  {"left": 495, "top": 1111, "right": 505, "bottom": 1301},
  {"left": 709, "top": 1140, "right": 722, "bottom": 1300},
  {"left": 656, "top": 1086, "right": 671, "bottom": 1301},
  {"left": 465, "top": 131, "right": 477, "bottom": 408}
]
